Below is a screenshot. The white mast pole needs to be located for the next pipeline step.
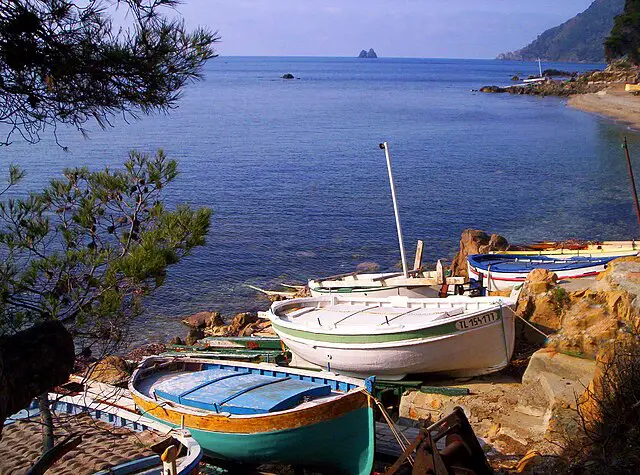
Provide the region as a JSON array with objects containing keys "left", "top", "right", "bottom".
[
  {"left": 538, "top": 58, "right": 542, "bottom": 78},
  {"left": 379, "top": 142, "right": 409, "bottom": 278}
]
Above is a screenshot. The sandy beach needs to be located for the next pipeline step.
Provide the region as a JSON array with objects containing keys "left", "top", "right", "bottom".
[{"left": 568, "top": 85, "right": 640, "bottom": 130}]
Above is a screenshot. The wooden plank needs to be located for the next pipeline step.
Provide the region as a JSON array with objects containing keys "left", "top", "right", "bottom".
[
  {"left": 371, "top": 272, "right": 404, "bottom": 282},
  {"left": 315, "top": 271, "right": 360, "bottom": 282},
  {"left": 413, "top": 240, "right": 424, "bottom": 271},
  {"left": 375, "top": 421, "right": 421, "bottom": 458},
  {"left": 244, "top": 284, "right": 296, "bottom": 298}
]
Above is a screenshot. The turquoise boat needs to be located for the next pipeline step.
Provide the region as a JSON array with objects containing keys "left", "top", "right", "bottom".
[{"left": 129, "top": 356, "right": 375, "bottom": 475}]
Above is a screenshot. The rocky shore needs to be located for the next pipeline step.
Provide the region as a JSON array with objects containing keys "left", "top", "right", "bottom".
[
  {"left": 480, "top": 62, "right": 640, "bottom": 132},
  {"left": 480, "top": 62, "right": 640, "bottom": 96}
]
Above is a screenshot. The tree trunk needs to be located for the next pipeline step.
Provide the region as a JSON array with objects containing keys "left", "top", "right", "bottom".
[
  {"left": 0, "top": 320, "right": 75, "bottom": 440},
  {"left": 37, "top": 393, "right": 54, "bottom": 451}
]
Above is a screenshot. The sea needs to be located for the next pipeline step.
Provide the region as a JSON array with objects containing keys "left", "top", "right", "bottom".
[{"left": 2, "top": 57, "right": 638, "bottom": 344}]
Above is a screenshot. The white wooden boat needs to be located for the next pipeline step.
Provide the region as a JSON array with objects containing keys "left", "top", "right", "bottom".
[
  {"left": 268, "top": 295, "right": 516, "bottom": 380},
  {"left": 309, "top": 260, "right": 465, "bottom": 298},
  {"left": 468, "top": 253, "right": 617, "bottom": 291}
]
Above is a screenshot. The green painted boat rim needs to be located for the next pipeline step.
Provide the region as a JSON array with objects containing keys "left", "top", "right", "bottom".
[
  {"left": 271, "top": 308, "right": 511, "bottom": 344},
  {"left": 310, "top": 285, "right": 413, "bottom": 293}
]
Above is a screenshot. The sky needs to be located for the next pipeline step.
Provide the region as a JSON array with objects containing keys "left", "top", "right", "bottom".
[{"left": 175, "top": 0, "right": 597, "bottom": 58}]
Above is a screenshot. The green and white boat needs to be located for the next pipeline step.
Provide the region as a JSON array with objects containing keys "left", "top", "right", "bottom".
[
  {"left": 268, "top": 295, "right": 516, "bottom": 380},
  {"left": 130, "top": 356, "right": 375, "bottom": 474}
]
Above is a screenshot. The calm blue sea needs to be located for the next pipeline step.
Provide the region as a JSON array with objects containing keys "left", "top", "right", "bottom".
[{"left": 2, "top": 57, "right": 638, "bottom": 343}]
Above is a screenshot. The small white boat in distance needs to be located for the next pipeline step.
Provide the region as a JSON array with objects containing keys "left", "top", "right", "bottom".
[{"left": 268, "top": 295, "right": 515, "bottom": 380}]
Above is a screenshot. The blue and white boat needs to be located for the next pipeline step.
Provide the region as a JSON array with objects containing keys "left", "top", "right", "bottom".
[{"left": 467, "top": 253, "right": 617, "bottom": 291}]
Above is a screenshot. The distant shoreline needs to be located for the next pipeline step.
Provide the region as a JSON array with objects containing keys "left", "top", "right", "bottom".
[{"left": 568, "top": 85, "right": 640, "bottom": 131}]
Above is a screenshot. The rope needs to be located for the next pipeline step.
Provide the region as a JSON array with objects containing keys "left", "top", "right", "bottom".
[
  {"left": 367, "top": 391, "right": 414, "bottom": 466},
  {"left": 516, "top": 312, "right": 551, "bottom": 338}
]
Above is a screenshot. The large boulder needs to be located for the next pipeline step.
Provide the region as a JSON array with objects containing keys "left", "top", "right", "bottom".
[
  {"left": 87, "top": 356, "right": 130, "bottom": 385},
  {"left": 399, "top": 349, "right": 596, "bottom": 461},
  {"left": 515, "top": 257, "right": 640, "bottom": 357},
  {"left": 181, "top": 311, "right": 223, "bottom": 329},
  {"left": 229, "top": 312, "right": 259, "bottom": 333},
  {"left": 525, "top": 268, "right": 558, "bottom": 294},
  {"left": 515, "top": 269, "right": 564, "bottom": 340},
  {"left": 450, "top": 229, "right": 509, "bottom": 278},
  {"left": 186, "top": 327, "right": 205, "bottom": 346}
]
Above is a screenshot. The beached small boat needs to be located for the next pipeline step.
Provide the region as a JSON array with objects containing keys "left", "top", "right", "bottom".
[
  {"left": 309, "top": 261, "right": 465, "bottom": 298},
  {"left": 7, "top": 392, "right": 202, "bottom": 475},
  {"left": 468, "top": 253, "right": 617, "bottom": 291},
  {"left": 129, "top": 356, "right": 375, "bottom": 475},
  {"left": 493, "top": 239, "right": 638, "bottom": 258},
  {"left": 268, "top": 295, "right": 515, "bottom": 380}
]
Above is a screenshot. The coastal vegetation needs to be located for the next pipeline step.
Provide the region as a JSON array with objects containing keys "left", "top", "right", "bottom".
[
  {"left": 498, "top": 0, "right": 624, "bottom": 63},
  {"left": 0, "top": 0, "right": 218, "bottom": 145},
  {"left": 0, "top": 0, "right": 218, "bottom": 454},
  {"left": 605, "top": 0, "right": 640, "bottom": 64}
]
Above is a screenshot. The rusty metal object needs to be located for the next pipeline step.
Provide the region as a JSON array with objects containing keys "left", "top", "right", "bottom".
[{"left": 384, "top": 407, "right": 493, "bottom": 475}]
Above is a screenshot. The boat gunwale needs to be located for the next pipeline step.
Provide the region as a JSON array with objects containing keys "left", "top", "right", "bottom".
[
  {"left": 468, "top": 253, "right": 615, "bottom": 273},
  {"left": 273, "top": 314, "right": 515, "bottom": 349},
  {"left": 268, "top": 296, "right": 514, "bottom": 336},
  {"left": 129, "top": 356, "right": 370, "bottom": 427}
]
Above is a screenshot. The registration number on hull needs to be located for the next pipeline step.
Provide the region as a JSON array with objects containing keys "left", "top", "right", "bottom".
[{"left": 455, "top": 312, "right": 500, "bottom": 331}]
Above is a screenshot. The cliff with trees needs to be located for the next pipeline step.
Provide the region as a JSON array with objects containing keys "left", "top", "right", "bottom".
[
  {"left": 606, "top": 0, "right": 640, "bottom": 64},
  {"left": 498, "top": 0, "right": 624, "bottom": 63}
]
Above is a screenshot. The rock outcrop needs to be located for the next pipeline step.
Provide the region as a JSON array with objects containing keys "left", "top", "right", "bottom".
[
  {"left": 450, "top": 229, "right": 509, "bottom": 278},
  {"left": 400, "top": 349, "right": 595, "bottom": 462},
  {"left": 515, "top": 257, "right": 640, "bottom": 357},
  {"left": 204, "top": 311, "right": 275, "bottom": 338},
  {"left": 181, "top": 311, "right": 224, "bottom": 329},
  {"left": 358, "top": 48, "right": 378, "bottom": 58},
  {"left": 86, "top": 356, "right": 130, "bottom": 386}
]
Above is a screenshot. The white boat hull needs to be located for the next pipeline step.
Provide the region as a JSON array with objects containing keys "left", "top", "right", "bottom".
[
  {"left": 269, "top": 296, "right": 516, "bottom": 380},
  {"left": 467, "top": 262, "right": 607, "bottom": 291},
  {"left": 279, "top": 316, "right": 514, "bottom": 380}
]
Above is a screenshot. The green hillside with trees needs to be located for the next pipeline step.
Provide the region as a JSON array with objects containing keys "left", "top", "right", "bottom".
[
  {"left": 498, "top": 0, "right": 624, "bottom": 62},
  {"left": 606, "top": 0, "right": 640, "bottom": 63}
]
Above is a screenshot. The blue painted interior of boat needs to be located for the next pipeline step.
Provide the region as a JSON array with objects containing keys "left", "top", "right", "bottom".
[
  {"left": 468, "top": 253, "right": 616, "bottom": 273},
  {"left": 201, "top": 362, "right": 359, "bottom": 392},
  {"left": 155, "top": 368, "right": 332, "bottom": 415}
]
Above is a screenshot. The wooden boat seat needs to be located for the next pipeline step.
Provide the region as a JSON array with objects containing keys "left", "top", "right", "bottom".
[{"left": 154, "top": 369, "right": 331, "bottom": 415}]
